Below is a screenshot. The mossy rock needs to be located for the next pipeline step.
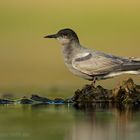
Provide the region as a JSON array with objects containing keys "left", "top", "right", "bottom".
[{"left": 72, "top": 78, "right": 140, "bottom": 104}]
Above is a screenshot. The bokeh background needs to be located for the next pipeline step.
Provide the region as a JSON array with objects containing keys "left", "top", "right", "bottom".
[{"left": 0, "top": 0, "right": 140, "bottom": 97}]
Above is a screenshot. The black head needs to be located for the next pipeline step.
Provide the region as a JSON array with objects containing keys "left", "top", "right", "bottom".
[{"left": 44, "top": 28, "right": 79, "bottom": 43}]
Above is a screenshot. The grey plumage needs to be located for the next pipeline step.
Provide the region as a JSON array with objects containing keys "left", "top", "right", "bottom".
[{"left": 44, "top": 28, "right": 140, "bottom": 81}]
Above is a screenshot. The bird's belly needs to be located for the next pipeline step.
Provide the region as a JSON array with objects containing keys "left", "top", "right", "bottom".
[
  {"left": 62, "top": 49, "right": 93, "bottom": 80},
  {"left": 64, "top": 62, "right": 93, "bottom": 80}
]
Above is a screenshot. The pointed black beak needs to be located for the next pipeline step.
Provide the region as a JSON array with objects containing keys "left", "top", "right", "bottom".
[{"left": 44, "top": 34, "right": 58, "bottom": 38}]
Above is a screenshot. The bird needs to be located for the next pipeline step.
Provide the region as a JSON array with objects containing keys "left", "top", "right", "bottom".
[{"left": 44, "top": 28, "right": 140, "bottom": 86}]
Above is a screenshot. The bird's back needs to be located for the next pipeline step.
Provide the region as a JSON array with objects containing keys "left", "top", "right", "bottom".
[{"left": 70, "top": 46, "right": 140, "bottom": 79}]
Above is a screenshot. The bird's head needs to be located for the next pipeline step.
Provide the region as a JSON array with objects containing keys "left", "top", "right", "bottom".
[{"left": 44, "top": 28, "right": 79, "bottom": 46}]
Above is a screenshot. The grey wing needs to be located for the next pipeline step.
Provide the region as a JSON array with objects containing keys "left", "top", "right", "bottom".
[{"left": 72, "top": 52, "right": 124, "bottom": 76}]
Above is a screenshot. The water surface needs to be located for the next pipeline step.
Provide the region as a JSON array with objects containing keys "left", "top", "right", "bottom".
[{"left": 0, "top": 104, "right": 140, "bottom": 140}]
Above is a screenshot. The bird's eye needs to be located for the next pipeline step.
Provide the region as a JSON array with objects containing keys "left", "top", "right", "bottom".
[{"left": 63, "top": 34, "right": 67, "bottom": 36}]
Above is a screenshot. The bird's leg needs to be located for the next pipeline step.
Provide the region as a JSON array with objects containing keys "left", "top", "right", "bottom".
[{"left": 91, "top": 77, "right": 97, "bottom": 87}]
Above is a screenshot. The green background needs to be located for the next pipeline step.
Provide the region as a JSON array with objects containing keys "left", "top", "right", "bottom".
[{"left": 0, "top": 0, "right": 140, "bottom": 97}]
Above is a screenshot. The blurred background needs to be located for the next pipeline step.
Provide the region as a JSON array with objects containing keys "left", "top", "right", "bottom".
[{"left": 0, "top": 0, "right": 140, "bottom": 97}]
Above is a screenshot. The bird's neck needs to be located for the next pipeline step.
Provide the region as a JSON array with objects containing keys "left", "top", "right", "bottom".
[
  {"left": 62, "top": 41, "right": 81, "bottom": 61},
  {"left": 63, "top": 41, "right": 80, "bottom": 54}
]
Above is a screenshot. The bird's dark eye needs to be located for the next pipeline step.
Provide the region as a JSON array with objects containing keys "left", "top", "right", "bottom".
[{"left": 62, "top": 33, "right": 68, "bottom": 36}]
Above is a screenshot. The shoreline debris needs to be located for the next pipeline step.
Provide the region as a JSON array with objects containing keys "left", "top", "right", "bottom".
[{"left": 0, "top": 78, "right": 140, "bottom": 105}]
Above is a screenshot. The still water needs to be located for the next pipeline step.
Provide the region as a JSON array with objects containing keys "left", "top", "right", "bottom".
[{"left": 0, "top": 103, "right": 140, "bottom": 140}]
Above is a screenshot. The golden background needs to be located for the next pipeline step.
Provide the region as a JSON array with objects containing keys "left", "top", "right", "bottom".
[{"left": 0, "top": 0, "right": 140, "bottom": 96}]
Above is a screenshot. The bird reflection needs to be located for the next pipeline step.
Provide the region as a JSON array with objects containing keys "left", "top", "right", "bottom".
[{"left": 69, "top": 103, "right": 140, "bottom": 140}]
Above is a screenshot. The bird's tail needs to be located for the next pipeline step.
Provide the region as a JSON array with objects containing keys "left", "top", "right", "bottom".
[
  {"left": 131, "top": 58, "right": 140, "bottom": 71},
  {"left": 123, "top": 57, "right": 140, "bottom": 74}
]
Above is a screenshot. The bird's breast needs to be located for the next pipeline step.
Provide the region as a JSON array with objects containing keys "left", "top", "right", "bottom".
[{"left": 62, "top": 49, "right": 93, "bottom": 80}]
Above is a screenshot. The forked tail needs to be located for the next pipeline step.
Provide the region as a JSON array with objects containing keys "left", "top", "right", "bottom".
[
  {"left": 99, "top": 57, "right": 140, "bottom": 79},
  {"left": 124, "top": 57, "right": 140, "bottom": 74}
]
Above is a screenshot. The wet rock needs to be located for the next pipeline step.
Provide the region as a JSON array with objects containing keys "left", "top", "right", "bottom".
[
  {"left": 54, "top": 98, "right": 65, "bottom": 104},
  {"left": 20, "top": 97, "right": 33, "bottom": 104},
  {"left": 30, "top": 94, "right": 53, "bottom": 103},
  {"left": 72, "top": 84, "right": 112, "bottom": 102},
  {"left": 72, "top": 78, "right": 140, "bottom": 104},
  {"left": 112, "top": 78, "right": 140, "bottom": 104},
  {"left": 0, "top": 99, "right": 13, "bottom": 104}
]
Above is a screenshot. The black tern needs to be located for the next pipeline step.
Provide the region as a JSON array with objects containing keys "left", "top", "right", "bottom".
[{"left": 44, "top": 28, "right": 140, "bottom": 85}]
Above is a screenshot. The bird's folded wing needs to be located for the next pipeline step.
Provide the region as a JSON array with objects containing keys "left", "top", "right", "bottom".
[{"left": 72, "top": 52, "right": 123, "bottom": 75}]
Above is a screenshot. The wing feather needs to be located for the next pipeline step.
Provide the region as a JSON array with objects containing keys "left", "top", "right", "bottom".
[{"left": 72, "top": 52, "right": 123, "bottom": 75}]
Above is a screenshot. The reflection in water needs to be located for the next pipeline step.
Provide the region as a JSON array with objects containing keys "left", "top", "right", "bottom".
[
  {"left": 69, "top": 103, "right": 140, "bottom": 140},
  {"left": 0, "top": 104, "right": 140, "bottom": 140}
]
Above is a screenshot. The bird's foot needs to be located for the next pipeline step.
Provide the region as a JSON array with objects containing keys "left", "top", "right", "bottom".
[
  {"left": 91, "top": 78, "right": 96, "bottom": 87},
  {"left": 91, "top": 82, "right": 95, "bottom": 87}
]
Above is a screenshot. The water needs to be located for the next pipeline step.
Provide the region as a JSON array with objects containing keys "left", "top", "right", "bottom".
[{"left": 0, "top": 103, "right": 140, "bottom": 140}]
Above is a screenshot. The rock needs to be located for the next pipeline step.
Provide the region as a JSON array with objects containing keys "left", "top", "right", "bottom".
[
  {"left": 0, "top": 78, "right": 139, "bottom": 105},
  {"left": 30, "top": 94, "right": 53, "bottom": 103},
  {"left": 112, "top": 78, "right": 140, "bottom": 104},
  {"left": 0, "top": 99, "right": 13, "bottom": 104},
  {"left": 72, "top": 84, "right": 112, "bottom": 102},
  {"left": 54, "top": 98, "right": 65, "bottom": 104},
  {"left": 72, "top": 78, "right": 140, "bottom": 104},
  {"left": 20, "top": 97, "right": 33, "bottom": 104}
]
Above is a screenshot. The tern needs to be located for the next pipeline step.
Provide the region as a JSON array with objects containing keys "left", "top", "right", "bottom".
[{"left": 44, "top": 28, "right": 140, "bottom": 85}]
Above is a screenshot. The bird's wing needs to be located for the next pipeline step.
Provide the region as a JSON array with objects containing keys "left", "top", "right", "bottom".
[{"left": 72, "top": 52, "right": 124, "bottom": 75}]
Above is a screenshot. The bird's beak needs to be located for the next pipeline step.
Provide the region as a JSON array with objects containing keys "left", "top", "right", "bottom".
[{"left": 44, "top": 34, "right": 58, "bottom": 39}]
